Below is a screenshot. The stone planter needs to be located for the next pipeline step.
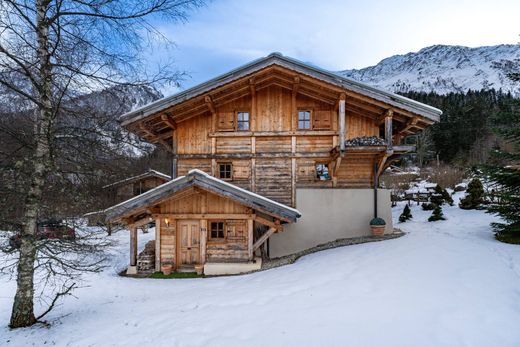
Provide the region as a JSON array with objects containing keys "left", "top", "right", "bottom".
[
  {"left": 194, "top": 264, "right": 204, "bottom": 275},
  {"left": 370, "top": 225, "right": 385, "bottom": 236},
  {"left": 161, "top": 263, "right": 173, "bottom": 275}
]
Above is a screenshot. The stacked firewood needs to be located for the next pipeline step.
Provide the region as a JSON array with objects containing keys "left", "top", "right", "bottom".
[
  {"left": 137, "top": 240, "right": 156, "bottom": 272},
  {"left": 344, "top": 136, "right": 386, "bottom": 146}
]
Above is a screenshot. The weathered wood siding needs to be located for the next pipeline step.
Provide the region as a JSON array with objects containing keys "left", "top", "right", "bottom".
[{"left": 172, "top": 84, "right": 381, "bottom": 206}]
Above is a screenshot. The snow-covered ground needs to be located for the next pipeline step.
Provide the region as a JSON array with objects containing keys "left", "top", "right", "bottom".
[{"left": 1, "top": 192, "right": 520, "bottom": 346}]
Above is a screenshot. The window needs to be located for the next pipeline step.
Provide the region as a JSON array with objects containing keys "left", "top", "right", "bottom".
[
  {"left": 316, "top": 163, "right": 330, "bottom": 181},
  {"left": 298, "top": 110, "right": 311, "bottom": 129},
  {"left": 210, "top": 221, "right": 225, "bottom": 239},
  {"left": 237, "top": 111, "right": 249, "bottom": 130},
  {"left": 218, "top": 162, "right": 232, "bottom": 180}
]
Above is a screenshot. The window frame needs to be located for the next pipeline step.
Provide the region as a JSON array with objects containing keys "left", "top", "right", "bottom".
[
  {"left": 315, "top": 162, "right": 331, "bottom": 181},
  {"left": 217, "top": 162, "right": 233, "bottom": 181},
  {"left": 236, "top": 110, "right": 250, "bottom": 131},
  {"left": 209, "top": 220, "right": 226, "bottom": 240},
  {"left": 297, "top": 109, "right": 312, "bottom": 130}
]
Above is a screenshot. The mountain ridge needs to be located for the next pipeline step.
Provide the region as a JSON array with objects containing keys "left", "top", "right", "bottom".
[{"left": 338, "top": 44, "right": 520, "bottom": 96}]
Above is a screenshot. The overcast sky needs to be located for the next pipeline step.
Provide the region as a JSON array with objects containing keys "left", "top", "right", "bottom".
[{"left": 151, "top": 0, "right": 520, "bottom": 93}]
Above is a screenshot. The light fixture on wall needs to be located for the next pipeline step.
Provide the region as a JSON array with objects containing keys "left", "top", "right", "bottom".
[{"left": 164, "top": 218, "right": 170, "bottom": 227}]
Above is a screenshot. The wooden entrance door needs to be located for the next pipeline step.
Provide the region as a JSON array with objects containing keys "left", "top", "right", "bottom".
[{"left": 177, "top": 220, "right": 201, "bottom": 269}]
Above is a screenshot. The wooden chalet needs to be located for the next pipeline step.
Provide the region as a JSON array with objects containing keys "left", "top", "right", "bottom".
[
  {"left": 103, "top": 169, "right": 171, "bottom": 203},
  {"left": 106, "top": 53, "right": 441, "bottom": 275}
]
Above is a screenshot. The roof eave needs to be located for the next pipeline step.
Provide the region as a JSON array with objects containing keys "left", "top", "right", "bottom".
[{"left": 119, "top": 53, "right": 442, "bottom": 127}]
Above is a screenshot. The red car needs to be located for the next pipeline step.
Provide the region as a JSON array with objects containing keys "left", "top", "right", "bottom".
[{"left": 9, "top": 221, "right": 76, "bottom": 248}]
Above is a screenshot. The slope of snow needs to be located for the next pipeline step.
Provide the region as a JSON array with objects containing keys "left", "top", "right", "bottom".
[
  {"left": 339, "top": 44, "right": 520, "bottom": 96},
  {"left": 1, "top": 194, "right": 520, "bottom": 347}
]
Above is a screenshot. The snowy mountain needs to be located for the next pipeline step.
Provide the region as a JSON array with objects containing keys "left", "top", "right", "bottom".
[{"left": 339, "top": 44, "right": 520, "bottom": 96}]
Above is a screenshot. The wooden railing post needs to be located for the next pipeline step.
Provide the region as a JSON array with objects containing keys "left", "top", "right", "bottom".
[{"left": 339, "top": 94, "right": 346, "bottom": 152}]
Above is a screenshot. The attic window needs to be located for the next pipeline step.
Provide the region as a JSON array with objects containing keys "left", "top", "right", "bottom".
[
  {"left": 237, "top": 112, "right": 249, "bottom": 131},
  {"left": 298, "top": 110, "right": 311, "bottom": 129},
  {"left": 316, "top": 163, "right": 330, "bottom": 181},
  {"left": 218, "top": 162, "right": 232, "bottom": 180}
]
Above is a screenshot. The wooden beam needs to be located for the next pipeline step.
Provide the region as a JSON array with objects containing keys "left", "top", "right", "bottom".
[
  {"left": 253, "top": 227, "right": 277, "bottom": 252},
  {"left": 339, "top": 93, "right": 346, "bottom": 151},
  {"left": 250, "top": 78, "right": 256, "bottom": 131},
  {"left": 200, "top": 219, "right": 207, "bottom": 265},
  {"left": 130, "top": 226, "right": 137, "bottom": 267},
  {"left": 153, "top": 213, "right": 254, "bottom": 219},
  {"left": 139, "top": 124, "right": 174, "bottom": 153},
  {"left": 376, "top": 150, "right": 393, "bottom": 177},
  {"left": 155, "top": 218, "right": 161, "bottom": 271},
  {"left": 247, "top": 219, "right": 254, "bottom": 260},
  {"left": 385, "top": 109, "right": 393, "bottom": 150},
  {"left": 204, "top": 95, "right": 217, "bottom": 116},
  {"left": 161, "top": 114, "right": 177, "bottom": 130},
  {"left": 254, "top": 215, "right": 283, "bottom": 231},
  {"left": 397, "top": 117, "right": 419, "bottom": 135}
]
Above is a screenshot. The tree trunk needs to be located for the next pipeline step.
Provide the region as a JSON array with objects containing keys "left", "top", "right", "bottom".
[{"left": 10, "top": 0, "right": 52, "bottom": 328}]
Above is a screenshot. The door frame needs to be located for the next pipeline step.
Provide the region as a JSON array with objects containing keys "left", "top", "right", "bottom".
[{"left": 176, "top": 219, "right": 201, "bottom": 269}]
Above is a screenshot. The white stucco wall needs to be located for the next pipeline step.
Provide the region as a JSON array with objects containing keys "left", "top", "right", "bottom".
[{"left": 270, "top": 189, "right": 393, "bottom": 258}]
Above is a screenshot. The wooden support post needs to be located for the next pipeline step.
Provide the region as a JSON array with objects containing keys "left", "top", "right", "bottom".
[
  {"left": 339, "top": 93, "right": 346, "bottom": 152},
  {"left": 385, "top": 109, "right": 393, "bottom": 150},
  {"left": 155, "top": 218, "right": 161, "bottom": 271},
  {"left": 250, "top": 78, "right": 256, "bottom": 131},
  {"left": 200, "top": 219, "right": 207, "bottom": 265},
  {"left": 130, "top": 226, "right": 137, "bottom": 267},
  {"left": 247, "top": 219, "right": 254, "bottom": 260},
  {"left": 291, "top": 76, "right": 300, "bottom": 131},
  {"left": 291, "top": 135, "right": 296, "bottom": 207},
  {"left": 253, "top": 227, "right": 277, "bottom": 252}
]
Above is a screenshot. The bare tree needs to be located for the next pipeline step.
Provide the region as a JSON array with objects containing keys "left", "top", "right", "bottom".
[{"left": 0, "top": 0, "right": 204, "bottom": 328}]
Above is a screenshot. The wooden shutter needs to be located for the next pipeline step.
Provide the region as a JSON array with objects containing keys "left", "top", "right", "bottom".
[
  {"left": 313, "top": 110, "right": 331, "bottom": 130},
  {"left": 218, "top": 111, "right": 235, "bottom": 131}
]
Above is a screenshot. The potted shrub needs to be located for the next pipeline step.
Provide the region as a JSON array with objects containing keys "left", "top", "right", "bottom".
[
  {"left": 369, "top": 217, "right": 386, "bottom": 236},
  {"left": 161, "top": 261, "right": 173, "bottom": 275}
]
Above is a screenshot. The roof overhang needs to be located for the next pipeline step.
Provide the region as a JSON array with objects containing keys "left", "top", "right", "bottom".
[
  {"left": 102, "top": 170, "right": 170, "bottom": 189},
  {"left": 120, "top": 53, "right": 442, "bottom": 128},
  {"left": 104, "top": 169, "right": 301, "bottom": 223}
]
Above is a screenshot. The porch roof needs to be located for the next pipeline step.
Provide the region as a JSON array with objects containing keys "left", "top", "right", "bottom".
[{"left": 104, "top": 169, "right": 301, "bottom": 223}]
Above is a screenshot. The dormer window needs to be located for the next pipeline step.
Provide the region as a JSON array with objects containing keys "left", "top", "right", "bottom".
[
  {"left": 237, "top": 112, "right": 249, "bottom": 131},
  {"left": 298, "top": 110, "right": 311, "bottom": 130}
]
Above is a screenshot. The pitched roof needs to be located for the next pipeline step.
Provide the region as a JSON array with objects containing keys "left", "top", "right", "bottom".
[
  {"left": 104, "top": 169, "right": 301, "bottom": 222},
  {"left": 120, "top": 52, "right": 442, "bottom": 126},
  {"left": 102, "top": 169, "right": 170, "bottom": 189}
]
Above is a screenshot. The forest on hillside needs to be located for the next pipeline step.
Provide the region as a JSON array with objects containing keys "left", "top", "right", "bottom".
[{"left": 401, "top": 89, "right": 519, "bottom": 167}]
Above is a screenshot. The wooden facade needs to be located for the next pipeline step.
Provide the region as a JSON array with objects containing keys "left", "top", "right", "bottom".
[
  {"left": 108, "top": 53, "right": 441, "bottom": 274},
  {"left": 103, "top": 170, "right": 170, "bottom": 203},
  {"left": 106, "top": 170, "right": 299, "bottom": 273},
  {"left": 120, "top": 54, "right": 440, "bottom": 208}
]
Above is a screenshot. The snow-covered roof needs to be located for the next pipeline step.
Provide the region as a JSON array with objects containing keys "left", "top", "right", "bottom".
[
  {"left": 120, "top": 53, "right": 442, "bottom": 126},
  {"left": 104, "top": 169, "right": 301, "bottom": 222},
  {"left": 102, "top": 169, "right": 170, "bottom": 189}
]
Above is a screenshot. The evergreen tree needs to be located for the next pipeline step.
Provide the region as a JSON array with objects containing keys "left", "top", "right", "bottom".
[
  {"left": 428, "top": 205, "right": 446, "bottom": 222},
  {"left": 484, "top": 95, "right": 520, "bottom": 242},
  {"left": 459, "top": 178, "right": 484, "bottom": 209},
  {"left": 430, "top": 184, "right": 454, "bottom": 206},
  {"left": 399, "top": 204, "right": 413, "bottom": 222}
]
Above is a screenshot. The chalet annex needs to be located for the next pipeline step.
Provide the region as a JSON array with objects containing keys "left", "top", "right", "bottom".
[{"left": 104, "top": 53, "right": 441, "bottom": 275}]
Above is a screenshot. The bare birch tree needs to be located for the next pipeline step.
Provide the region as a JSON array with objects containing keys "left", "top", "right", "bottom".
[{"left": 0, "top": 0, "right": 204, "bottom": 328}]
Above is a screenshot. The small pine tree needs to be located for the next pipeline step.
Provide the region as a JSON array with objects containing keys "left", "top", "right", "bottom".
[
  {"left": 430, "top": 184, "right": 454, "bottom": 206},
  {"left": 422, "top": 202, "right": 436, "bottom": 211},
  {"left": 459, "top": 178, "right": 484, "bottom": 209},
  {"left": 399, "top": 204, "right": 413, "bottom": 222},
  {"left": 428, "top": 205, "right": 446, "bottom": 222}
]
